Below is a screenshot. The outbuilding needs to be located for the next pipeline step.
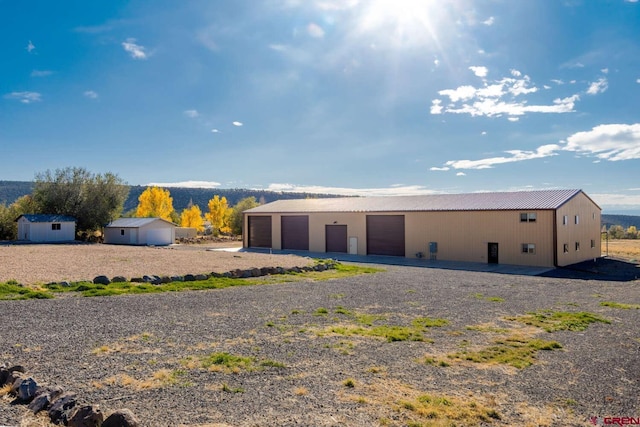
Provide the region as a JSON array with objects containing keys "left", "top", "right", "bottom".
[
  {"left": 243, "top": 189, "right": 601, "bottom": 268},
  {"left": 104, "top": 217, "right": 176, "bottom": 246},
  {"left": 15, "top": 214, "right": 77, "bottom": 242}
]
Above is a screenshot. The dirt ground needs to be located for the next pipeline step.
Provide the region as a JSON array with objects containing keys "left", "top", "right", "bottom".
[{"left": 0, "top": 242, "right": 309, "bottom": 285}]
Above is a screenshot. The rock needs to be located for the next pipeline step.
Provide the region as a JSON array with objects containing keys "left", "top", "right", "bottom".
[
  {"left": 93, "top": 276, "right": 111, "bottom": 285},
  {"left": 48, "top": 392, "right": 77, "bottom": 425},
  {"left": 111, "top": 276, "right": 128, "bottom": 283},
  {"left": 170, "top": 275, "right": 184, "bottom": 282},
  {"left": 28, "top": 386, "right": 64, "bottom": 414},
  {"left": 9, "top": 373, "right": 26, "bottom": 393},
  {"left": 184, "top": 274, "right": 196, "bottom": 282},
  {"left": 130, "top": 277, "right": 144, "bottom": 283},
  {"left": 102, "top": 409, "right": 140, "bottom": 427},
  {"left": 0, "top": 367, "right": 7, "bottom": 385},
  {"left": 68, "top": 404, "right": 104, "bottom": 427},
  {"left": 160, "top": 276, "right": 173, "bottom": 284},
  {"left": 7, "top": 365, "right": 26, "bottom": 374},
  {"left": 194, "top": 274, "right": 208, "bottom": 281},
  {"left": 17, "top": 377, "right": 38, "bottom": 402},
  {"left": 250, "top": 268, "right": 261, "bottom": 277}
]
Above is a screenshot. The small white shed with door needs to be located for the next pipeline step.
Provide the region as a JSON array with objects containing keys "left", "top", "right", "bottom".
[
  {"left": 15, "top": 214, "right": 77, "bottom": 242},
  {"left": 104, "top": 217, "right": 176, "bottom": 246}
]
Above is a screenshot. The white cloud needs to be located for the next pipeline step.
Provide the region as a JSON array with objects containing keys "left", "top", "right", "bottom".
[
  {"left": 265, "top": 183, "right": 441, "bottom": 196},
  {"left": 430, "top": 99, "right": 443, "bottom": 114},
  {"left": 431, "top": 70, "right": 583, "bottom": 119},
  {"left": 456, "top": 172, "right": 466, "bottom": 176},
  {"left": 601, "top": 68, "right": 609, "bottom": 74},
  {"left": 31, "top": 70, "right": 52, "bottom": 77},
  {"left": 269, "top": 44, "right": 287, "bottom": 52},
  {"left": 307, "top": 22, "right": 325, "bottom": 38},
  {"left": 429, "top": 166, "right": 450, "bottom": 171},
  {"left": 562, "top": 123, "right": 640, "bottom": 161},
  {"left": 469, "top": 66, "right": 488, "bottom": 78},
  {"left": 122, "top": 38, "right": 148, "bottom": 59},
  {"left": 551, "top": 79, "right": 564, "bottom": 85},
  {"left": 508, "top": 117, "right": 519, "bottom": 122},
  {"left": 4, "top": 91, "right": 42, "bottom": 104},
  {"left": 26, "top": 40, "right": 35, "bottom": 53},
  {"left": 146, "top": 180, "right": 221, "bottom": 189},
  {"left": 586, "top": 77, "right": 608, "bottom": 95},
  {"left": 483, "top": 17, "right": 495, "bottom": 26},
  {"left": 211, "top": 129, "right": 220, "bottom": 133},
  {"left": 637, "top": 78, "right": 640, "bottom": 84},
  {"left": 183, "top": 109, "right": 199, "bottom": 118},
  {"left": 443, "top": 144, "right": 561, "bottom": 170},
  {"left": 232, "top": 121, "right": 243, "bottom": 126},
  {"left": 84, "top": 90, "right": 98, "bottom": 99}
]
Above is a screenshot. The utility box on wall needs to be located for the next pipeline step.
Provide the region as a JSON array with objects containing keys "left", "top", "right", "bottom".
[{"left": 429, "top": 241, "right": 438, "bottom": 260}]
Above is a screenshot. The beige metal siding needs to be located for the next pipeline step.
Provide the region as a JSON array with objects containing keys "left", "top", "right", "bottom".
[{"left": 555, "top": 192, "right": 601, "bottom": 266}]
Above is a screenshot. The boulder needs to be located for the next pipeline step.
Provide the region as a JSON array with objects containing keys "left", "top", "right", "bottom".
[
  {"left": 17, "top": 377, "right": 38, "bottom": 402},
  {"left": 184, "top": 274, "right": 196, "bottom": 282},
  {"left": 68, "top": 404, "right": 104, "bottom": 427},
  {"left": 170, "top": 275, "right": 184, "bottom": 282},
  {"left": 103, "top": 409, "right": 140, "bottom": 427},
  {"left": 28, "top": 386, "right": 64, "bottom": 414},
  {"left": 194, "top": 274, "right": 209, "bottom": 281},
  {"left": 48, "top": 392, "right": 77, "bottom": 425},
  {"left": 93, "top": 276, "right": 111, "bottom": 285},
  {"left": 111, "top": 276, "right": 128, "bottom": 283}
]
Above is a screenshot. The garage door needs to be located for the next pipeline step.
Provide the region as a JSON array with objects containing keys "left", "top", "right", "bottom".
[
  {"left": 147, "top": 228, "right": 173, "bottom": 246},
  {"left": 325, "top": 225, "right": 347, "bottom": 253},
  {"left": 281, "top": 216, "right": 309, "bottom": 250},
  {"left": 366, "top": 215, "right": 405, "bottom": 256},
  {"left": 248, "top": 216, "right": 272, "bottom": 248}
]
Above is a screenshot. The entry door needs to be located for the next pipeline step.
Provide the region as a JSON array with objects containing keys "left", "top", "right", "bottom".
[
  {"left": 349, "top": 237, "right": 358, "bottom": 255},
  {"left": 325, "top": 225, "right": 347, "bottom": 253},
  {"left": 488, "top": 242, "right": 499, "bottom": 264}
]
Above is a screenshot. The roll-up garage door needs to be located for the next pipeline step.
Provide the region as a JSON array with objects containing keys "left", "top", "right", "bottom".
[
  {"left": 248, "top": 216, "right": 272, "bottom": 248},
  {"left": 366, "top": 215, "right": 405, "bottom": 256},
  {"left": 325, "top": 224, "right": 347, "bottom": 253},
  {"left": 281, "top": 216, "right": 309, "bottom": 250}
]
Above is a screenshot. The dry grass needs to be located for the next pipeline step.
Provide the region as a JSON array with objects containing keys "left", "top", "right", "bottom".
[{"left": 602, "top": 239, "right": 640, "bottom": 260}]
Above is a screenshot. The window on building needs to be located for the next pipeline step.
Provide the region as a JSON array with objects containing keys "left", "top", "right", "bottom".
[
  {"left": 563, "top": 215, "right": 568, "bottom": 225},
  {"left": 120, "top": 229, "right": 125, "bottom": 236},
  {"left": 563, "top": 243, "right": 569, "bottom": 253},
  {"left": 575, "top": 215, "right": 579, "bottom": 225},
  {"left": 51, "top": 223, "right": 61, "bottom": 231},
  {"left": 522, "top": 243, "right": 536, "bottom": 254},
  {"left": 575, "top": 242, "right": 580, "bottom": 251},
  {"left": 520, "top": 212, "right": 537, "bottom": 222},
  {"left": 591, "top": 239, "right": 595, "bottom": 248}
]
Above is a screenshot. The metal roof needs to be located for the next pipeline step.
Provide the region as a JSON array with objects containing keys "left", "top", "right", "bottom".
[
  {"left": 105, "top": 217, "right": 176, "bottom": 228},
  {"left": 245, "top": 189, "right": 596, "bottom": 214},
  {"left": 17, "top": 214, "right": 76, "bottom": 223}
]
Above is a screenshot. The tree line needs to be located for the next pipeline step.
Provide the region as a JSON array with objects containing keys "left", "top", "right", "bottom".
[
  {"left": 603, "top": 225, "right": 638, "bottom": 240},
  {"left": 0, "top": 167, "right": 259, "bottom": 240}
]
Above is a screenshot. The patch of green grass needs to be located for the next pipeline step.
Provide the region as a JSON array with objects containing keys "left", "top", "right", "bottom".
[
  {"left": 321, "top": 315, "right": 447, "bottom": 343},
  {"left": 221, "top": 383, "right": 245, "bottom": 393},
  {"left": 314, "top": 307, "right": 329, "bottom": 316},
  {"left": 195, "top": 352, "right": 285, "bottom": 373},
  {"left": 343, "top": 378, "right": 356, "bottom": 388},
  {"left": 465, "top": 325, "right": 511, "bottom": 334},
  {"left": 473, "top": 293, "right": 505, "bottom": 303},
  {"left": 0, "top": 282, "right": 54, "bottom": 300},
  {"left": 334, "top": 306, "right": 353, "bottom": 316},
  {"left": 506, "top": 310, "right": 610, "bottom": 332},
  {"left": 422, "top": 357, "right": 450, "bottom": 367},
  {"left": 355, "top": 313, "right": 386, "bottom": 326},
  {"left": 449, "top": 336, "right": 562, "bottom": 368},
  {"left": 600, "top": 301, "right": 640, "bottom": 310}
]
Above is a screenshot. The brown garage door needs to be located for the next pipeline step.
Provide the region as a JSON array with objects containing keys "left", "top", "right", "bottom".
[
  {"left": 325, "top": 224, "right": 347, "bottom": 253},
  {"left": 366, "top": 215, "right": 405, "bottom": 256},
  {"left": 281, "top": 216, "right": 309, "bottom": 250},
  {"left": 248, "top": 216, "right": 272, "bottom": 248}
]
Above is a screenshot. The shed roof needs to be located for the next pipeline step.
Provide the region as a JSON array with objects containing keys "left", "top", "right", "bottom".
[
  {"left": 105, "top": 217, "right": 177, "bottom": 228},
  {"left": 245, "top": 189, "right": 599, "bottom": 214},
  {"left": 16, "top": 214, "right": 76, "bottom": 223}
]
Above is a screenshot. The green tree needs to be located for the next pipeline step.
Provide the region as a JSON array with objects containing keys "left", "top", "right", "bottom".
[
  {"left": 135, "top": 186, "right": 175, "bottom": 221},
  {"left": 32, "top": 167, "right": 129, "bottom": 233},
  {"left": 626, "top": 225, "right": 638, "bottom": 239},
  {"left": 0, "top": 195, "right": 40, "bottom": 240},
  {"left": 608, "top": 225, "right": 625, "bottom": 239},
  {"left": 229, "top": 196, "right": 259, "bottom": 235}
]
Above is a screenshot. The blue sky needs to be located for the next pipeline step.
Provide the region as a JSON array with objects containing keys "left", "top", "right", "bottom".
[{"left": 2, "top": 0, "right": 640, "bottom": 214}]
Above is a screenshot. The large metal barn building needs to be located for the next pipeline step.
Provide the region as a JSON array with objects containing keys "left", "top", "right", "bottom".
[{"left": 243, "top": 189, "right": 601, "bottom": 268}]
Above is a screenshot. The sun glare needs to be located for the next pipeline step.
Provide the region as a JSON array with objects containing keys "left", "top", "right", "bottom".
[{"left": 358, "top": 0, "right": 442, "bottom": 48}]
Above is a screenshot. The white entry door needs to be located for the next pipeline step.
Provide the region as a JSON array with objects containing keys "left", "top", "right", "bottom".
[{"left": 348, "top": 237, "right": 358, "bottom": 255}]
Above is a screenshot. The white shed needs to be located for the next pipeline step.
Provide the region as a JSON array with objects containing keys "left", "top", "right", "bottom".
[
  {"left": 104, "top": 218, "right": 177, "bottom": 246},
  {"left": 16, "top": 214, "right": 77, "bottom": 242}
]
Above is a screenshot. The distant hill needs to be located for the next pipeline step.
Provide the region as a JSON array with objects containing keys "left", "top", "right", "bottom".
[
  {"left": 0, "top": 181, "right": 344, "bottom": 213},
  {"left": 601, "top": 214, "right": 640, "bottom": 229}
]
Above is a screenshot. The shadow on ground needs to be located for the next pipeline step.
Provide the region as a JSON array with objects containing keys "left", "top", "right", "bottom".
[{"left": 540, "top": 257, "right": 640, "bottom": 281}]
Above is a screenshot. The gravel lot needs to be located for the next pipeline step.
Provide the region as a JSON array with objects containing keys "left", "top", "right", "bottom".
[{"left": 1, "top": 247, "right": 639, "bottom": 426}]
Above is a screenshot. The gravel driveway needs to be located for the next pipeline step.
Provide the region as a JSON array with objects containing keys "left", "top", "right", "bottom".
[{"left": 1, "top": 259, "right": 639, "bottom": 426}]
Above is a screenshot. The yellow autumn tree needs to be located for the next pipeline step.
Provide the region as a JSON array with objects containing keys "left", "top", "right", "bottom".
[
  {"left": 135, "top": 186, "right": 175, "bottom": 221},
  {"left": 180, "top": 205, "right": 204, "bottom": 232},
  {"left": 205, "top": 195, "right": 231, "bottom": 235}
]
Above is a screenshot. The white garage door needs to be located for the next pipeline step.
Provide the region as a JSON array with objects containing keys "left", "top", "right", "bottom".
[{"left": 146, "top": 228, "right": 172, "bottom": 246}]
